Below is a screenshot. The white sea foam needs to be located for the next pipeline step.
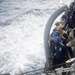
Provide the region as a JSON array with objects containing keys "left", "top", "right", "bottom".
[{"left": 0, "top": 0, "right": 72, "bottom": 74}]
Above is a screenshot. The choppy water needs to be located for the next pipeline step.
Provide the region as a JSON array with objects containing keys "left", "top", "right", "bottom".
[{"left": 0, "top": 0, "right": 73, "bottom": 75}]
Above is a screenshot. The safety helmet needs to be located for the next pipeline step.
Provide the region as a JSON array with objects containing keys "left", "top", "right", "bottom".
[
  {"left": 54, "top": 37, "right": 61, "bottom": 43},
  {"left": 56, "top": 25, "right": 63, "bottom": 31},
  {"left": 54, "top": 31, "right": 60, "bottom": 37}
]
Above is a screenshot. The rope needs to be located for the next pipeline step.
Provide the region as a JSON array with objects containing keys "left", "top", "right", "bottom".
[
  {"left": 21, "top": 60, "right": 75, "bottom": 75},
  {"left": 22, "top": 68, "right": 44, "bottom": 75},
  {"left": 1, "top": 61, "right": 74, "bottom": 75},
  {"left": 20, "top": 62, "right": 67, "bottom": 75}
]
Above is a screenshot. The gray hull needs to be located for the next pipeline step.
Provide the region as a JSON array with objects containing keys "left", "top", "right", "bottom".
[
  {"left": 44, "top": 5, "right": 68, "bottom": 61},
  {"left": 44, "top": 5, "right": 68, "bottom": 71}
]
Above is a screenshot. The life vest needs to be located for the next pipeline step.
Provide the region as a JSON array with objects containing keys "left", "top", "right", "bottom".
[{"left": 54, "top": 44, "right": 67, "bottom": 60}]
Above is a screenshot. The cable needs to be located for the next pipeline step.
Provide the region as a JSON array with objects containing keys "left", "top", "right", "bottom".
[
  {"left": 20, "top": 62, "right": 66, "bottom": 74},
  {"left": 22, "top": 68, "right": 44, "bottom": 75}
]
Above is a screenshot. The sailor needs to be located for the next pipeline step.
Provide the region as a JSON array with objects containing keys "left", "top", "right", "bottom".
[
  {"left": 72, "top": 6, "right": 75, "bottom": 27},
  {"left": 64, "top": 2, "right": 75, "bottom": 31},
  {"left": 52, "top": 37, "right": 69, "bottom": 68},
  {"left": 56, "top": 25, "right": 68, "bottom": 39},
  {"left": 66, "top": 28, "right": 75, "bottom": 57},
  {"left": 66, "top": 28, "right": 75, "bottom": 58},
  {"left": 66, "top": 10, "right": 74, "bottom": 29},
  {"left": 53, "top": 30, "right": 68, "bottom": 49},
  {"left": 69, "top": 2, "right": 74, "bottom": 11},
  {"left": 62, "top": 9, "right": 74, "bottom": 33},
  {"left": 69, "top": 4, "right": 75, "bottom": 29},
  {"left": 56, "top": 25, "right": 74, "bottom": 58},
  {"left": 56, "top": 24, "right": 72, "bottom": 42}
]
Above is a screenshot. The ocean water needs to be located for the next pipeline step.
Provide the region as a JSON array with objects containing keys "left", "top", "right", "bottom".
[{"left": 0, "top": 0, "right": 73, "bottom": 75}]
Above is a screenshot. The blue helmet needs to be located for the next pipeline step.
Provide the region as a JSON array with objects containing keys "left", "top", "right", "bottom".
[
  {"left": 54, "top": 37, "right": 61, "bottom": 43},
  {"left": 54, "top": 31, "right": 60, "bottom": 37}
]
